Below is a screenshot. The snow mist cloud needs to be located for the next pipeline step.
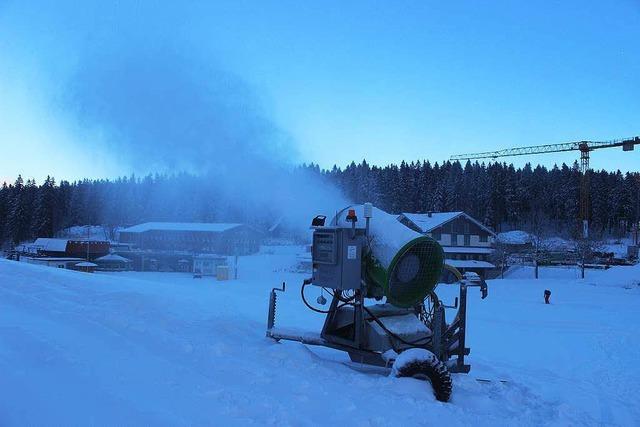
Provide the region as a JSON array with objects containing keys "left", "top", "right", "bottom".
[
  {"left": 67, "top": 46, "right": 286, "bottom": 175},
  {"left": 1, "top": 1, "right": 349, "bottom": 230}
]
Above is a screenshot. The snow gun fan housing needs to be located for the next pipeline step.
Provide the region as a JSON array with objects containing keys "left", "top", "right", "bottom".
[{"left": 329, "top": 204, "right": 444, "bottom": 308}]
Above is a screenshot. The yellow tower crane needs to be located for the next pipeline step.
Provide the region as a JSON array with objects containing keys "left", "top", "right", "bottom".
[{"left": 450, "top": 136, "right": 640, "bottom": 238}]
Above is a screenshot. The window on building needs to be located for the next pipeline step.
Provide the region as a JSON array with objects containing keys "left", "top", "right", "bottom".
[
  {"left": 451, "top": 233, "right": 458, "bottom": 246},
  {"left": 480, "top": 235, "right": 488, "bottom": 243},
  {"left": 464, "top": 235, "right": 470, "bottom": 246}
]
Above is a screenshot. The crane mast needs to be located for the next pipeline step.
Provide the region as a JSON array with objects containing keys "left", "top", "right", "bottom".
[{"left": 451, "top": 136, "right": 640, "bottom": 238}]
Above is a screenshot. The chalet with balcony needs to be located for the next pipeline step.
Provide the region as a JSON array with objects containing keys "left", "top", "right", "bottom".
[{"left": 398, "top": 211, "right": 497, "bottom": 279}]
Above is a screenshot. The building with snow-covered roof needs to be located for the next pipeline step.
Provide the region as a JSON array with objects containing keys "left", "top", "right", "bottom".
[
  {"left": 118, "top": 222, "right": 261, "bottom": 255},
  {"left": 496, "top": 230, "right": 533, "bottom": 253},
  {"left": 95, "top": 254, "right": 133, "bottom": 271},
  {"left": 398, "top": 211, "right": 497, "bottom": 279},
  {"left": 74, "top": 261, "right": 98, "bottom": 273},
  {"left": 19, "top": 238, "right": 110, "bottom": 260},
  {"left": 23, "top": 257, "right": 86, "bottom": 269}
]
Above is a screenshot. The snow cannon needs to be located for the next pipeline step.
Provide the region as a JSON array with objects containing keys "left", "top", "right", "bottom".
[
  {"left": 266, "top": 203, "right": 488, "bottom": 403},
  {"left": 331, "top": 204, "right": 444, "bottom": 308}
]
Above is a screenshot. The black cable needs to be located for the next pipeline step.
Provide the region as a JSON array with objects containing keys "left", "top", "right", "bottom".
[
  {"left": 302, "top": 282, "right": 428, "bottom": 347},
  {"left": 318, "top": 287, "right": 356, "bottom": 304},
  {"left": 301, "top": 282, "right": 333, "bottom": 313},
  {"left": 301, "top": 282, "right": 354, "bottom": 314},
  {"left": 335, "top": 290, "right": 356, "bottom": 304},
  {"left": 362, "top": 305, "right": 431, "bottom": 346}
]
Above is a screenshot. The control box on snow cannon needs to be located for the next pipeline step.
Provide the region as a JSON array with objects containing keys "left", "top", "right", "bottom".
[
  {"left": 311, "top": 226, "right": 364, "bottom": 290},
  {"left": 312, "top": 204, "right": 444, "bottom": 308}
]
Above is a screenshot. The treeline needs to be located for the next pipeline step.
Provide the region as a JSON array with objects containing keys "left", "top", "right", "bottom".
[
  {"left": 1, "top": 161, "right": 639, "bottom": 246},
  {"left": 313, "top": 160, "right": 639, "bottom": 238},
  {"left": 0, "top": 172, "right": 269, "bottom": 246}
]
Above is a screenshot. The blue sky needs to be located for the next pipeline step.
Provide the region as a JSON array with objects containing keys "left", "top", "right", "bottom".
[{"left": 0, "top": 1, "right": 639, "bottom": 184}]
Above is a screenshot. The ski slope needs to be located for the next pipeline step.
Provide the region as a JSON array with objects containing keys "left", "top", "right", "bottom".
[{"left": 1, "top": 248, "right": 639, "bottom": 426}]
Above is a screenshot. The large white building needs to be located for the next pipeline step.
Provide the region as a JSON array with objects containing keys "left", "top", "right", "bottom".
[{"left": 118, "top": 222, "right": 262, "bottom": 255}]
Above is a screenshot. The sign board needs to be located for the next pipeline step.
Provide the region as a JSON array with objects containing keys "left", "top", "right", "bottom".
[{"left": 347, "top": 245, "right": 357, "bottom": 260}]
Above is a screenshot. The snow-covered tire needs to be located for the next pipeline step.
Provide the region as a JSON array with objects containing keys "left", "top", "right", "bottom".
[{"left": 393, "top": 350, "right": 452, "bottom": 402}]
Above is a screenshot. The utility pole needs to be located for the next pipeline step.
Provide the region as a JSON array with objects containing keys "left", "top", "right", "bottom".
[{"left": 86, "top": 225, "right": 90, "bottom": 261}]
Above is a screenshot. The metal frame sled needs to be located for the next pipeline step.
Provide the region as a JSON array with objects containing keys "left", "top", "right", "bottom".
[{"left": 266, "top": 276, "right": 487, "bottom": 374}]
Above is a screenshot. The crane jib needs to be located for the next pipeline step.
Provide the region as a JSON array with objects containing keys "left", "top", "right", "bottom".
[{"left": 450, "top": 136, "right": 639, "bottom": 161}]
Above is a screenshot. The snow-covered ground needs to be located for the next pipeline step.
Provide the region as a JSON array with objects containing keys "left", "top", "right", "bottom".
[
  {"left": 497, "top": 230, "right": 532, "bottom": 245},
  {"left": 1, "top": 247, "right": 639, "bottom": 425},
  {"left": 57, "top": 225, "right": 111, "bottom": 241}
]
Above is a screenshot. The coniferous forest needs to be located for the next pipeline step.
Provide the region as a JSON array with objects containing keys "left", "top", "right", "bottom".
[{"left": 1, "top": 160, "right": 639, "bottom": 246}]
